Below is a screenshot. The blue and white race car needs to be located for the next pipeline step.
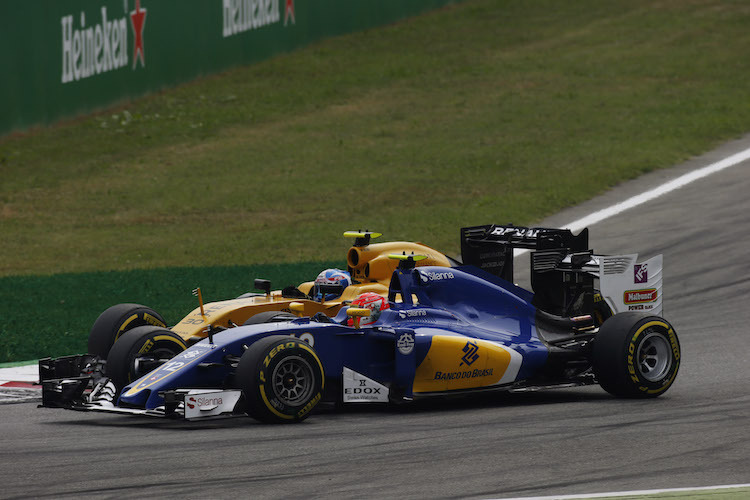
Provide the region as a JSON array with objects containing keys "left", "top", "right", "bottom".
[{"left": 40, "top": 224, "right": 680, "bottom": 423}]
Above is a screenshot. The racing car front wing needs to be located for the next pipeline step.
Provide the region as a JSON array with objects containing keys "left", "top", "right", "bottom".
[{"left": 40, "top": 365, "right": 243, "bottom": 420}]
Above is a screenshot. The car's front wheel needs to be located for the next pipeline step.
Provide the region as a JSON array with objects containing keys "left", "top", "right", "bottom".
[
  {"left": 235, "top": 336, "right": 324, "bottom": 423},
  {"left": 106, "top": 325, "right": 187, "bottom": 390},
  {"left": 593, "top": 312, "right": 680, "bottom": 398}
]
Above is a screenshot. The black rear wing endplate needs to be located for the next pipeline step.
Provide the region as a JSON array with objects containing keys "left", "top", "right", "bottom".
[{"left": 460, "top": 224, "right": 589, "bottom": 282}]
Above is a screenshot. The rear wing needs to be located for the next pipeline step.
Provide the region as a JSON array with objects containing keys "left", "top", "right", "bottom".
[
  {"left": 461, "top": 224, "right": 589, "bottom": 283},
  {"left": 461, "top": 224, "right": 663, "bottom": 316}
]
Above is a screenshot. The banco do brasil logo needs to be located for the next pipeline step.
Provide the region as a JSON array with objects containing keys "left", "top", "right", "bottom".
[{"left": 461, "top": 341, "right": 479, "bottom": 366}]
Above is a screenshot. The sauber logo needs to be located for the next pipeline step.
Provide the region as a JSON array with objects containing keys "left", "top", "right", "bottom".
[
  {"left": 624, "top": 288, "right": 657, "bottom": 304},
  {"left": 397, "top": 332, "right": 415, "bottom": 355},
  {"left": 61, "top": 1, "right": 147, "bottom": 83}
]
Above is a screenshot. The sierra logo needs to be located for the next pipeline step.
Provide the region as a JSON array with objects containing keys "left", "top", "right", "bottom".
[
  {"left": 624, "top": 288, "right": 657, "bottom": 304},
  {"left": 421, "top": 270, "right": 455, "bottom": 282},
  {"left": 186, "top": 396, "right": 223, "bottom": 411},
  {"left": 61, "top": 0, "right": 147, "bottom": 84}
]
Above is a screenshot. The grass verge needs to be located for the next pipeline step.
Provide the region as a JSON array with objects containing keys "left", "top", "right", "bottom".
[
  {"left": 2, "top": 0, "right": 750, "bottom": 276},
  {"left": 3, "top": 0, "right": 750, "bottom": 361},
  {"left": 1, "top": 262, "right": 336, "bottom": 362}
]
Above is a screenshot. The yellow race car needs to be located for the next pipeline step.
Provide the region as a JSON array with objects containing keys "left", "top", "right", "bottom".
[{"left": 82, "top": 231, "right": 456, "bottom": 387}]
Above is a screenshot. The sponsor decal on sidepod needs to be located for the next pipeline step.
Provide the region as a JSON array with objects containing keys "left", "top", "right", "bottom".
[{"left": 624, "top": 288, "right": 657, "bottom": 305}]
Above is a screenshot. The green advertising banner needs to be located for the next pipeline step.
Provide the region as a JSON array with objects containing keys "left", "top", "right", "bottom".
[{"left": 0, "top": 0, "right": 459, "bottom": 136}]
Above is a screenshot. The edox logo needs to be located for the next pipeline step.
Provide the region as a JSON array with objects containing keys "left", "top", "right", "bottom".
[{"left": 460, "top": 341, "right": 479, "bottom": 366}]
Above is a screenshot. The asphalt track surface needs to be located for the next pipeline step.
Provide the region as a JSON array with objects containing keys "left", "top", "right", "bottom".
[{"left": 2, "top": 137, "right": 750, "bottom": 499}]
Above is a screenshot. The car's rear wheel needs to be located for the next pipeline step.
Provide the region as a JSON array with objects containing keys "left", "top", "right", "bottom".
[
  {"left": 593, "top": 312, "right": 680, "bottom": 398},
  {"left": 235, "top": 336, "right": 324, "bottom": 423},
  {"left": 88, "top": 304, "right": 167, "bottom": 358},
  {"left": 106, "top": 325, "right": 187, "bottom": 390}
]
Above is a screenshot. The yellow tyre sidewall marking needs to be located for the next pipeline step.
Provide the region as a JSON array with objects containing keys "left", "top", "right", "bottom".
[
  {"left": 143, "top": 313, "right": 166, "bottom": 328},
  {"left": 115, "top": 314, "right": 140, "bottom": 341},
  {"left": 627, "top": 320, "right": 680, "bottom": 394},
  {"left": 115, "top": 312, "right": 167, "bottom": 342},
  {"left": 258, "top": 340, "right": 324, "bottom": 420}
]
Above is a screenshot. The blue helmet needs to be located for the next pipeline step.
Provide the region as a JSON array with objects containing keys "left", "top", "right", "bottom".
[{"left": 313, "top": 269, "right": 352, "bottom": 301}]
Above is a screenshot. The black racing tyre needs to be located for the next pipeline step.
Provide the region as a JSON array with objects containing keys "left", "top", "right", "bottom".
[
  {"left": 235, "top": 336, "right": 324, "bottom": 424},
  {"left": 106, "top": 325, "right": 187, "bottom": 390},
  {"left": 88, "top": 303, "right": 167, "bottom": 359},
  {"left": 593, "top": 312, "right": 680, "bottom": 398},
  {"left": 242, "top": 311, "right": 297, "bottom": 325}
]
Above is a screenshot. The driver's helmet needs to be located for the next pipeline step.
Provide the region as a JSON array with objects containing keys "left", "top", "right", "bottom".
[
  {"left": 313, "top": 269, "right": 352, "bottom": 301},
  {"left": 349, "top": 292, "right": 390, "bottom": 326}
]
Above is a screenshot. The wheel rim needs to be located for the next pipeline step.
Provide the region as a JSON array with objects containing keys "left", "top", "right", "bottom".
[
  {"left": 271, "top": 355, "right": 315, "bottom": 406},
  {"left": 637, "top": 330, "right": 672, "bottom": 382}
]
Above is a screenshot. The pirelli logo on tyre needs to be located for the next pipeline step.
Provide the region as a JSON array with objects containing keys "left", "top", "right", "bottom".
[
  {"left": 143, "top": 313, "right": 166, "bottom": 328},
  {"left": 626, "top": 321, "right": 680, "bottom": 394},
  {"left": 262, "top": 341, "right": 297, "bottom": 368},
  {"left": 296, "top": 392, "right": 321, "bottom": 418},
  {"left": 624, "top": 288, "right": 657, "bottom": 305}
]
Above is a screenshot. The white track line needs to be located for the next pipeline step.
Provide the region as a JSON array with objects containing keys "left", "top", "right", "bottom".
[
  {"left": 513, "top": 145, "right": 750, "bottom": 258},
  {"left": 495, "top": 483, "right": 750, "bottom": 500},
  {"left": 562, "top": 146, "right": 750, "bottom": 232},
  {"left": 503, "top": 150, "right": 750, "bottom": 499}
]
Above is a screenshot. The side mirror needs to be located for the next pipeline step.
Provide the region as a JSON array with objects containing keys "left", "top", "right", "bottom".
[
  {"left": 318, "top": 284, "right": 345, "bottom": 302},
  {"left": 254, "top": 279, "right": 271, "bottom": 296},
  {"left": 289, "top": 302, "right": 305, "bottom": 317},
  {"left": 346, "top": 307, "right": 371, "bottom": 328}
]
